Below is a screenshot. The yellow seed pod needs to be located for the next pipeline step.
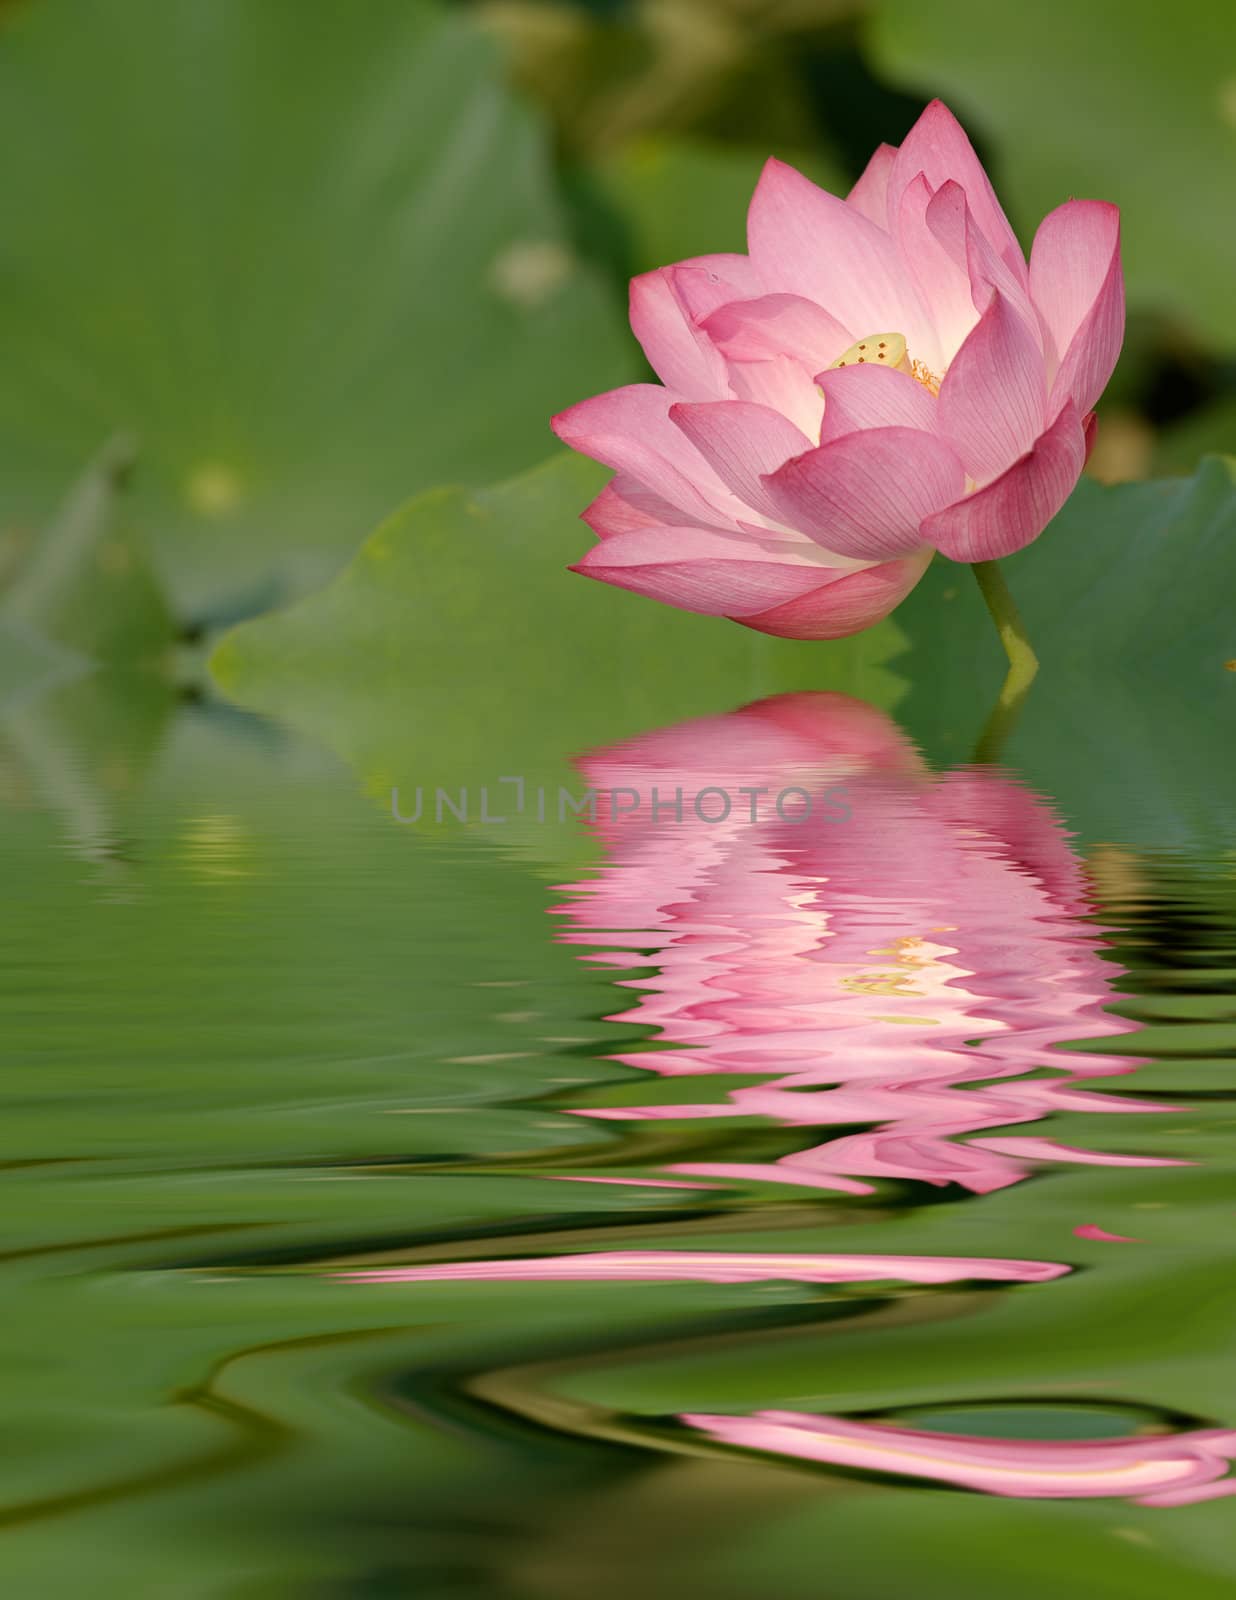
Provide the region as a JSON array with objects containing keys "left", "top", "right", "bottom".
[{"left": 829, "top": 333, "right": 909, "bottom": 371}]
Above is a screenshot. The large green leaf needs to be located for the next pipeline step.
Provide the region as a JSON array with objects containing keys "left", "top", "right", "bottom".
[
  {"left": 867, "top": 0, "right": 1236, "bottom": 344},
  {"left": 0, "top": 0, "right": 634, "bottom": 621},
  {"left": 2, "top": 439, "right": 174, "bottom": 670},
  {"left": 209, "top": 452, "right": 904, "bottom": 856},
  {"left": 891, "top": 457, "right": 1236, "bottom": 847}
]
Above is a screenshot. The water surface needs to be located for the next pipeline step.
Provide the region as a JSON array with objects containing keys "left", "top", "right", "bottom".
[{"left": 2, "top": 675, "right": 1234, "bottom": 1597}]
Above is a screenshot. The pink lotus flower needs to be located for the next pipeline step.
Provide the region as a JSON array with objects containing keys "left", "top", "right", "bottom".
[
  {"left": 681, "top": 1411, "right": 1236, "bottom": 1506},
  {"left": 551, "top": 102, "right": 1123, "bottom": 638}
]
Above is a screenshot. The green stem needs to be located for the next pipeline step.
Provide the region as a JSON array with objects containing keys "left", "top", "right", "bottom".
[
  {"left": 971, "top": 559, "right": 1039, "bottom": 688},
  {"left": 970, "top": 559, "right": 1039, "bottom": 764}
]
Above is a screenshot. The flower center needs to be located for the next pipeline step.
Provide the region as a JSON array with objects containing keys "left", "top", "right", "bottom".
[{"left": 829, "top": 332, "right": 941, "bottom": 396}]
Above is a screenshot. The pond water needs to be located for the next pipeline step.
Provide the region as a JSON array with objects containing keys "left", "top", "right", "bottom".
[{"left": 2, "top": 672, "right": 1234, "bottom": 1597}]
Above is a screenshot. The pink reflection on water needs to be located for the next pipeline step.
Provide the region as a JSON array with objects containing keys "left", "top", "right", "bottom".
[
  {"left": 681, "top": 1411, "right": 1236, "bottom": 1506},
  {"left": 553, "top": 692, "right": 1178, "bottom": 1197},
  {"left": 343, "top": 1251, "right": 1068, "bottom": 1286}
]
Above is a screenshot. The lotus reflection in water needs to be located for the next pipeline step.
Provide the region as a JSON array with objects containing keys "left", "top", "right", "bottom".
[{"left": 553, "top": 691, "right": 1181, "bottom": 1197}]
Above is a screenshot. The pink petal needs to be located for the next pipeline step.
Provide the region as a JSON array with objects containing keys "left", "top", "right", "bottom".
[
  {"left": 815, "top": 363, "right": 939, "bottom": 445},
  {"left": 626, "top": 256, "right": 765, "bottom": 399},
  {"left": 1073, "top": 1225, "right": 1141, "bottom": 1243},
  {"left": 582, "top": 475, "right": 700, "bottom": 539},
  {"left": 669, "top": 254, "right": 765, "bottom": 322},
  {"left": 847, "top": 142, "right": 897, "bottom": 226},
  {"left": 702, "top": 292, "right": 851, "bottom": 369},
  {"left": 924, "top": 180, "right": 1039, "bottom": 359},
  {"left": 738, "top": 550, "right": 932, "bottom": 640},
  {"left": 629, "top": 267, "right": 729, "bottom": 398},
  {"left": 1083, "top": 409, "right": 1099, "bottom": 461},
  {"left": 552, "top": 384, "right": 746, "bottom": 528},
  {"left": 763, "top": 427, "right": 965, "bottom": 560},
  {"left": 890, "top": 100, "right": 1027, "bottom": 287},
  {"left": 1029, "top": 200, "right": 1124, "bottom": 415},
  {"left": 896, "top": 175, "right": 977, "bottom": 363},
  {"left": 747, "top": 158, "right": 933, "bottom": 352},
  {"left": 724, "top": 355, "right": 824, "bottom": 440},
  {"left": 922, "top": 400, "right": 1085, "bottom": 561},
  {"left": 936, "top": 288, "right": 1046, "bottom": 485},
  {"left": 1029, "top": 202, "right": 1119, "bottom": 368},
  {"left": 670, "top": 400, "right": 813, "bottom": 522},
  {"left": 571, "top": 524, "right": 839, "bottom": 617}
]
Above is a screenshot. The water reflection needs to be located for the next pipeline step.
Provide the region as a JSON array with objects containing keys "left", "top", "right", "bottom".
[
  {"left": 554, "top": 691, "right": 1181, "bottom": 1196},
  {"left": 344, "top": 692, "right": 1231, "bottom": 1509},
  {"left": 345, "top": 1250, "right": 1069, "bottom": 1286},
  {"left": 5, "top": 669, "right": 1230, "bottom": 1558},
  {"left": 0, "top": 668, "right": 173, "bottom": 892},
  {"left": 681, "top": 1410, "right": 1236, "bottom": 1507}
]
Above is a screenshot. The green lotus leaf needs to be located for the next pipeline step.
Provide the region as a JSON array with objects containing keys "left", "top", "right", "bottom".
[{"left": 0, "top": 0, "right": 635, "bottom": 622}]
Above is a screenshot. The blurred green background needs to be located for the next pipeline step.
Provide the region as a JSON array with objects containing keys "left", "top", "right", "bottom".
[{"left": 0, "top": 0, "right": 1232, "bottom": 660}]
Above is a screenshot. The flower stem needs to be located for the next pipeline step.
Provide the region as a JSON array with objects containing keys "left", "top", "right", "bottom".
[
  {"left": 971, "top": 560, "right": 1039, "bottom": 688},
  {"left": 970, "top": 560, "right": 1039, "bottom": 764}
]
